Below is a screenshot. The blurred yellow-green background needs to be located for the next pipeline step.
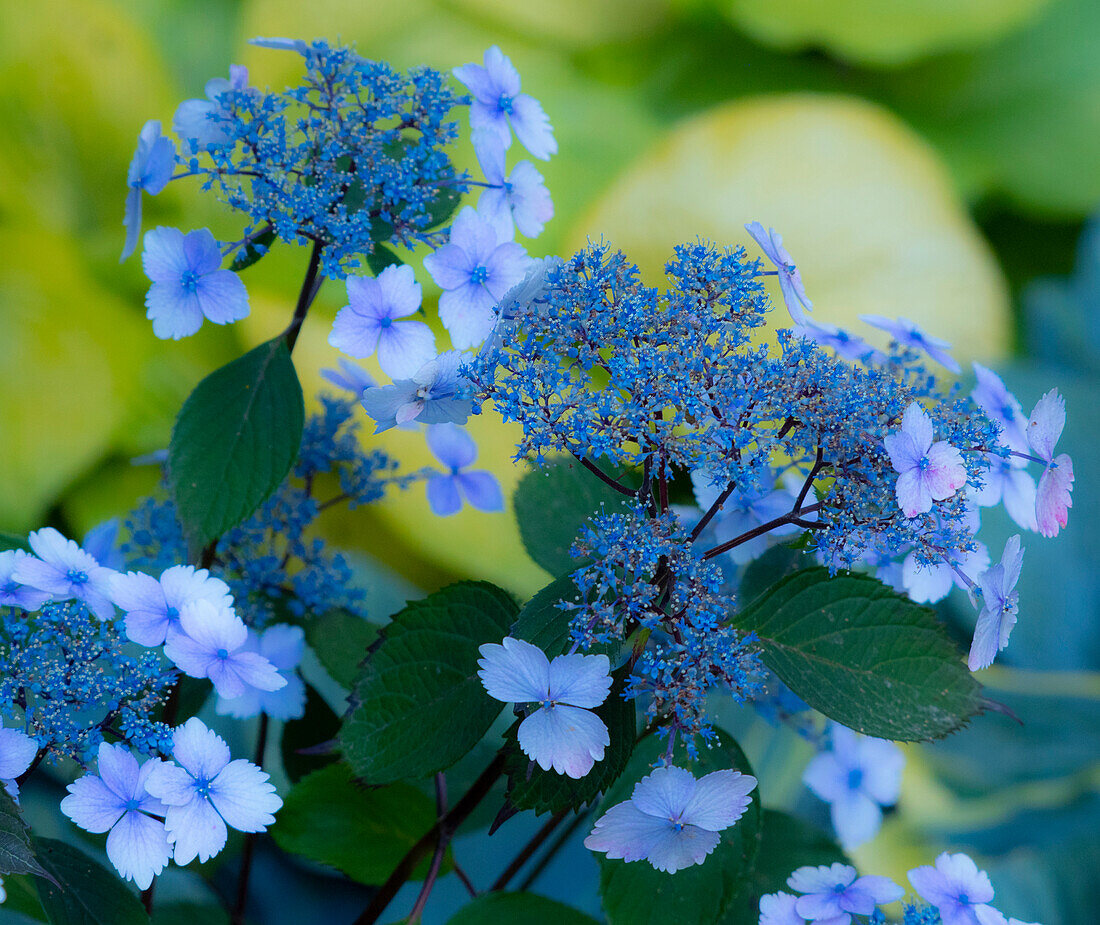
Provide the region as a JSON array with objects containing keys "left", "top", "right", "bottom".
[{"left": 3, "top": 0, "right": 1099, "bottom": 921}]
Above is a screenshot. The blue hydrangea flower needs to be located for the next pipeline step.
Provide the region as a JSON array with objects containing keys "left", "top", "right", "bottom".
[
  {"left": 144, "top": 718, "right": 282, "bottom": 865},
  {"left": 884, "top": 403, "right": 967, "bottom": 517},
  {"left": 971, "top": 363, "right": 1028, "bottom": 450},
  {"left": 60, "top": 743, "right": 171, "bottom": 890},
  {"left": 861, "top": 315, "right": 961, "bottom": 373},
  {"left": 793, "top": 318, "right": 877, "bottom": 363},
  {"left": 12, "top": 528, "right": 117, "bottom": 619},
  {"left": 173, "top": 65, "right": 249, "bottom": 150},
  {"left": 360, "top": 351, "right": 474, "bottom": 432},
  {"left": 1027, "top": 389, "right": 1074, "bottom": 537},
  {"left": 162, "top": 600, "right": 285, "bottom": 700},
  {"left": 82, "top": 519, "right": 126, "bottom": 571},
  {"left": 975, "top": 910, "right": 1039, "bottom": 925},
  {"left": 453, "top": 46, "right": 557, "bottom": 160},
  {"left": 0, "top": 723, "right": 38, "bottom": 800},
  {"left": 901, "top": 540, "right": 989, "bottom": 605},
  {"left": 788, "top": 863, "right": 903, "bottom": 924},
  {"left": 122, "top": 120, "right": 175, "bottom": 261},
  {"left": 907, "top": 852, "right": 996, "bottom": 925},
  {"left": 585, "top": 765, "right": 757, "bottom": 873},
  {"left": 472, "top": 128, "right": 553, "bottom": 241},
  {"left": 321, "top": 358, "right": 377, "bottom": 396},
  {"left": 759, "top": 892, "right": 806, "bottom": 925},
  {"left": 968, "top": 535, "right": 1024, "bottom": 671},
  {"left": 802, "top": 723, "right": 904, "bottom": 850},
  {"left": 424, "top": 424, "right": 503, "bottom": 516},
  {"left": 423, "top": 206, "right": 531, "bottom": 349},
  {"left": 0, "top": 550, "right": 50, "bottom": 611},
  {"left": 109, "top": 565, "right": 233, "bottom": 647},
  {"left": 329, "top": 264, "right": 436, "bottom": 378},
  {"left": 142, "top": 227, "right": 249, "bottom": 340},
  {"left": 478, "top": 637, "right": 611, "bottom": 778},
  {"left": 214, "top": 624, "right": 306, "bottom": 721},
  {"left": 745, "top": 222, "right": 813, "bottom": 324}
]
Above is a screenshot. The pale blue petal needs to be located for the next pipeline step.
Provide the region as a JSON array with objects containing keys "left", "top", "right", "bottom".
[
  {"left": 61, "top": 774, "right": 125, "bottom": 834},
  {"left": 105, "top": 811, "right": 171, "bottom": 890},
  {"left": 456, "top": 471, "right": 504, "bottom": 512},
  {"left": 681, "top": 770, "right": 756, "bottom": 831},
  {"left": 426, "top": 423, "right": 477, "bottom": 469},
  {"left": 645, "top": 824, "right": 721, "bottom": 874},
  {"left": 376, "top": 321, "right": 436, "bottom": 379},
  {"left": 426, "top": 475, "right": 463, "bottom": 516},
  {"left": 631, "top": 765, "right": 698, "bottom": 820},
  {"left": 164, "top": 796, "right": 227, "bottom": 865},
  {"left": 517, "top": 703, "right": 608, "bottom": 778},
  {"left": 584, "top": 800, "right": 670, "bottom": 862},
  {"left": 210, "top": 759, "right": 281, "bottom": 832},
  {"left": 169, "top": 718, "right": 230, "bottom": 781},
  {"left": 477, "top": 637, "right": 549, "bottom": 703},
  {"left": 546, "top": 652, "right": 611, "bottom": 708},
  {"left": 196, "top": 269, "right": 249, "bottom": 325},
  {"left": 509, "top": 93, "right": 556, "bottom": 160}
]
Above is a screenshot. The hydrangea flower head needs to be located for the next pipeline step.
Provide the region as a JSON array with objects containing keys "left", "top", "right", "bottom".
[
  {"left": 12, "top": 527, "right": 117, "bottom": 619},
  {"left": 162, "top": 599, "right": 285, "bottom": 699},
  {"left": 215, "top": 624, "right": 306, "bottom": 720},
  {"left": 789, "top": 862, "right": 904, "bottom": 923},
  {"left": 142, "top": 227, "right": 250, "bottom": 340},
  {"left": 110, "top": 565, "right": 233, "bottom": 647},
  {"left": 424, "top": 424, "right": 503, "bottom": 516},
  {"left": 585, "top": 765, "right": 758, "bottom": 873},
  {"left": 173, "top": 65, "right": 249, "bottom": 149},
  {"left": 122, "top": 120, "right": 175, "bottom": 260},
  {"left": 908, "top": 852, "right": 996, "bottom": 925},
  {"left": 0, "top": 550, "right": 51, "bottom": 611},
  {"left": 478, "top": 636, "right": 611, "bottom": 778},
  {"left": 861, "top": 315, "right": 961, "bottom": 373},
  {"left": 144, "top": 718, "right": 282, "bottom": 864},
  {"left": 802, "top": 723, "right": 904, "bottom": 850},
  {"left": 360, "top": 351, "right": 474, "bottom": 432},
  {"left": 745, "top": 222, "right": 813, "bottom": 324},
  {"left": 1027, "top": 389, "right": 1074, "bottom": 537},
  {"left": 453, "top": 46, "right": 557, "bottom": 159},
  {"left": 472, "top": 128, "right": 554, "bottom": 241},
  {"left": 60, "top": 743, "right": 171, "bottom": 889},
  {"left": 968, "top": 535, "right": 1024, "bottom": 671},
  {"left": 423, "top": 205, "right": 531, "bottom": 349},
  {"left": 884, "top": 403, "right": 967, "bottom": 517},
  {"left": 329, "top": 264, "right": 436, "bottom": 378}
]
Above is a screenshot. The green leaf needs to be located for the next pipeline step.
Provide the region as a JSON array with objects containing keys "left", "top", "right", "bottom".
[
  {"left": 721, "top": 810, "right": 847, "bottom": 923},
  {"left": 340, "top": 581, "right": 517, "bottom": 784},
  {"left": 503, "top": 667, "right": 637, "bottom": 816},
  {"left": 424, "top": 185, "right": 461, "bottom": 229},
  {"left": 228, "top": 228, "right": 277, "bottom": 272},
  {"left": 446, "top": 893, "right": 600, "bottom": 925},
  {"left": 0, "top": 874, "right": 48, "bottom": 920},
  {"left": 305, "top": 609, "right": 380, "bottom": 689},
  {"left": 366, "top": 244, "right": 403, "bottom": 277},
  {"left": 168, "top": 336, "right": 304, "bottom": 549},
  {"left": 732, "top": 568, "right": 982, "bottom": 741},
  {"left": 33, "top": 838, "right": 148, "bottom": 925},
  {"left": 597, "top": 731, "right": 761, "bottom": 925},
  {"left": 271, "top": 762, "right": 444, "bottom": 884},
  {"left": 0, "top": 789, "right": 50, "bottom": 881},
  {"left": 513, "top": 459, "right": 627, "bottom": 576},
  {"left": 151, "top": 904, "right": 229, "bottom": 925},
  {"left": 510, "top": 575, "right": 584, "bottom": 658},
  {"left": 0, "top": 530, "right": 30, "bottom": 552},
  {"left": 281, "top": 684, "right": 341, "bottom": 783}
]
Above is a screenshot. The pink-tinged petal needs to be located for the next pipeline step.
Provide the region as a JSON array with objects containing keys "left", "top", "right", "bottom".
[
  {"left": 196, "top": 270, "right": 249, "bottom": 324},
  {"left": 456, "top": 472, "right": 504, "bottom": 512},
  {"left": 60, "top": 775, "right": 126, "bottom": 833},
  {"left": 210, "top": 759, "right": 282, "bottom": 832},
  {"left": 328, "top": 305, "right": 382, "bottom": 358},
  {"left": 631, "top": 766, "right": 698, "bottom": 820},
  {"left": 645, "top": 824, "right": 721, "bottom": 873},
  {"left": 438, "top": 285, "right": 497, "bottom": 349},
  {"left": 584, "top": 800, "right": 672, "bottom": 862},
  {"left": 426, "top": 423, "right": 478, "bottom": 469},
  {"left": 759, "top": 892, "right": 806, "bottom": 925},
  {"left": 517, "top": 703, "right": 608, "bottom": 778},
  {"left": 546, "top": 652, "right": 611, "bottom": 708},
  {"left": 789, "top": 862, "right": 857, "bottom": 894},
  {"left": 423, "top": 243, "right": 475, "bottom": 291},
  {"left": 169, "top": 718, "right": 230, "bottom": 780},
  {"left": 106, "top": 811, "right": 171, "bottom": 889},
  {"left": 426, "top": 475, "right": 463, "bottom": 516},
  {"left": 924, "top": 441, "right": 967, "bottom": 499},
  {"left": 902, "top": 553, "right": 954, "bottom": 604},
  {"left": 680, "top": 770, "right": 756, "bottom": 831},
  {"left": 0, "top": 727, "right": 38, "bottom": 780},
  {"left": 375, "top": 263, "right": 422, "bottom": 319},
  {"left": 830, "top": 791, "right": 882, "bottom": 851},
  {"left": 508, "top": 93, "right": 557, "bottom": 160},
  {"left": 164, "top": 797, "right": 227, "bottom": 865},
  {"left": 477, "top": 637, "right": 550, "bottom": 703},
  {"left": 1027, "top": 389, "right": 1065, "bottom": 462},
  {"left": 883, "top": 431, "right": 923, "bottom": 474},
  {"left": 141, "top": 227, "right": 188, "bottom": 282},
  {"left": 900, "top": 402, "right": 934, "bottom": 453},
  {"left": 376, "top": 321, "right": 436, "bottom": 379},
  {"left": 1036, "top": 455, "right": 1073, "bottom": 537},
  {"left": 895, "top": 470, "right": 931, "bottom": 518}
]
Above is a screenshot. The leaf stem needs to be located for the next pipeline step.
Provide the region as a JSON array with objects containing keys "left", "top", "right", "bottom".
[
  {"left": 572, "top": 454, "right": 636, "bottom": 497},
  {"left": 701, "top": 502, "right": 825, "bottom": 561},
  {"left": 284, "top": 239, "right": 326, "bottom": 353},
  {"left": 406, "top": 774, "right": 449, "bottom": 924},
  {"left": 490, "top": 808, "right": 570, "bottom": 892}
]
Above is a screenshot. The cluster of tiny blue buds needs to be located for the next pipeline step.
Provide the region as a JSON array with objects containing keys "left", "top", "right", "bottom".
[
  {"left": 181, "top": 39, "right": 470, "bottom": 277},
  {"left": 0, "top": 600, "right": 174, "bottom": 764}
]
